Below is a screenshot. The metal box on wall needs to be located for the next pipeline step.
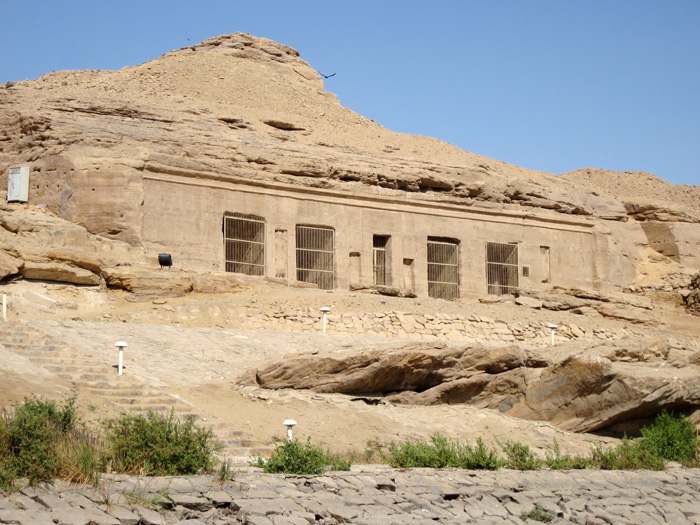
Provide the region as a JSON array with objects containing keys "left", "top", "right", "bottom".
[{"left": 7, "top": 166, "right": 29, "bottom": 203}]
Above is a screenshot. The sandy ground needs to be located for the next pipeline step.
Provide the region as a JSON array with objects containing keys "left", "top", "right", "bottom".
[{"left": 2, "top": 277, "right": 699, "bottom": 460}]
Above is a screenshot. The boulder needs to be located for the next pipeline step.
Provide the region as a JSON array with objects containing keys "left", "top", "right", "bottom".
[
  {"left": 597, "top": 305, "right": 653, "bottom": 324},
  {"left": 255, "top": 337, "right": 700, "bottom": 434},
  {"left": 20, "top": 261, "right": 100, "bottom": 285},
  {"left": 255, "top": 342, "right": 548, "bottom": 394},
  {"left": 515, "top": 296, "right": 543, "bottom": 309},
  {"left": 103, "top": 266, "right": 246, "bottom": 297},
  {"left": 0, "top": 251, "right": 21, "bottom": 279},
  {"left": 103, "top": 266, "right": 195, "bottom": 296}
]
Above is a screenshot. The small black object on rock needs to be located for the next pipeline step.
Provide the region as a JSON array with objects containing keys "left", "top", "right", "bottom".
[{"left": 158, "top": 253, "right": 173, "bottom": 269}]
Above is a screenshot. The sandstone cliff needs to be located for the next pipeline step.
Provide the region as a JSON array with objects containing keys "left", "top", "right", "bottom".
[{"left": 1, "top": 32, "right": 698, "bottom": 285}]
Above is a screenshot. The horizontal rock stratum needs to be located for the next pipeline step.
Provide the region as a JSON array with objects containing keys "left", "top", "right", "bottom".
[
  {"left": 256, "top": 337, "right": 700, "bottom": 433},
  {"left": 0, "top": 32, "right": 699, "bottom": 294}
]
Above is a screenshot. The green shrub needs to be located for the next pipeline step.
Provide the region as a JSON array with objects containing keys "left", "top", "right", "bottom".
[
  {"left": 639, "top": 410, "right": 699, "bottom": 464},
  {"left": 460, "top": 438, "right": 503, "bottom": 470},
  {"left": 375, "top": 434, "right": 502, "bottom": 470},
  {"left": 6, "top": 394, "right": 81, "bottom": 484},
  {"left": 544, "top": 439, "right": 592, "bottom": 470},
  {"left": 590, "top": 438, "right": 665, "bottom": 471},
  {"left": 380, "top": 435, "right": 456, "bottom": 469},
  {"left": 521, "top": 505, "right": 555, "bottom": 523},
  {"left": 57, "top": 428, "right": 104, "bottom": 485},
  {"left": 0, "top": 410, "right": 17, "bottom": 492},
  {"left": 0, "top": 393, "right": 104, "bottom": 490},
  {"left": 105, "top": 410, "right": 218, "bottom": 476},
  {"left": 254, "top": 437, "right": 352, "bottom": 475},
  {"left": 500, "top": 440, "right": 542, "bottom": 470},
  {"left": 590, "top": 443, "right": 619, "bottom": 470}
]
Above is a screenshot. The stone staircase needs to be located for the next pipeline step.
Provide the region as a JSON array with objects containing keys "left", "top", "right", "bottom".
[{"left": 0, "top": 320, "right": 270, "bottom": 459}]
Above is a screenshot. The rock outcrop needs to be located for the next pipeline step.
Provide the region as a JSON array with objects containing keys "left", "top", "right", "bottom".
[
  {"left": 1, "top": 32, "right": 698, "bottom": 289},
  {"left": 684, "top": 273, "right": 700, "bottom": 316},
  {"left": 255, "top": 337, "right": 700, "bottom": 434},
  {"left": 0, "top": 202, "right": 246, "bottom": 296}
]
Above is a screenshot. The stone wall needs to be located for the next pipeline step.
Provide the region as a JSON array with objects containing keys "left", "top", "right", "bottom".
[
  {"left": 142, "top": 173, "right": 605, "bottom": 298},
  {"left": 235, "top": 306, "right": 642, "bottom": 345},
  {"left": 684, "top": 272, "right": 700, "bottom": 316}
]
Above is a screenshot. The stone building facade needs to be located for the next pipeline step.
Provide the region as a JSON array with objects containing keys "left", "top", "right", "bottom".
[{"left": 142, "top": 172, "right": 603, "bottom": 299}]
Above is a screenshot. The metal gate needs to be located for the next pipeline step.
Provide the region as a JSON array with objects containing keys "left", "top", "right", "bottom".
[
  {"left": 427, "top": 238, "right": 459, "bottom": 300},
  {"left": 224, "top": 214, "right": 265, "bottom": 276},
  {"left": 373, "top": 235, "right": 389, "bottom": 285},
  {"left": 486, "top": 242, "right": 519, "bottom": 295},
  {"left": 296, "top": 226, "right": 335, "bottom": 289}
]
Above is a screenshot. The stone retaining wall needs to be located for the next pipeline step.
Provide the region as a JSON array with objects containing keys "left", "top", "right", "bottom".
[
  {"left": 235, "top": 307, "right": 638, "bottom": 345},
  {"left": 684, "top": 272, "right": 700, "bottom": 316}
]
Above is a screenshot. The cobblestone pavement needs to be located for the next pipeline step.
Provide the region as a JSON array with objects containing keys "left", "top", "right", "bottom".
[{"left": 0, "top": 466, "right": 698, "bottom": 524}]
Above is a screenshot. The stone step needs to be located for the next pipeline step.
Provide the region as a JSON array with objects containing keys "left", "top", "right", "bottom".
[
  {"left": 56, "top": 372, "right": 115, "bottom": 381},
  {"left": 226, "top": 446, "right": 273, "bottom": 457},
  {"left": 43, "top": 365, "right": 111, "bottom": 374},
  {"left": 29, "top": 357, "right": 107, "bottom": 366},
  {"left": 111, "top": 397, "right": 180, "bottom": 406},
  {"left": 1, "top": 342, "right": 64, "bottom": 353},
  {"left": 87, "top": 388, "right": 167, "bottom": 397},
  {"left": 123, "top": 405, "right": 194, "bottom": 413},
  {"left": 1, "top": 322, "right": 263, "bottom": 458}
]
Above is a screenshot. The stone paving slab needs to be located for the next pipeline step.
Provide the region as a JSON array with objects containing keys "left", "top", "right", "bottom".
[{"left": 0, "top": 467, "right": 699, "bottom": 524}]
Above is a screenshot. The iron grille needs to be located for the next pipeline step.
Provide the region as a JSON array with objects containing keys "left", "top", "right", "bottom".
[
  {"left": 296, "top": 226, "right": 335, "bottom": 290},
  {"left": 373, "top": 235, "right": 389, "bottom": 285},
  {"left": 427, "top": 238, "right": 459, "bottom": 300},
  {"left": 224, "top": 214, "right": 265, "bottom": 276},
  {"left": 486, "top": 242, "right": 519, "bottom": 295}
]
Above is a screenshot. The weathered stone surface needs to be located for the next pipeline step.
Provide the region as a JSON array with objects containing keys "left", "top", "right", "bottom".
[
  {"left": 106, "top": 505, "right": 140, "bottom": 525},
  {"left": 133, "top": 504, "right": 166, "bottom": 525},
  {"left": 0, "top": 249, "right": 21, "bottom": 279},
  {"left": 0, "top": 203, "right": 141, "bottom": 287},
  {"left": 103, "top": 266, "right": 194, "bottom": 295},
  {"left": 1, "top": 33, "right": 698, "bottom": 298},
  {"left": 597, "top": 305, "right": 654, "bottom": 324},
  {"left": 3, "top": 469, "right": 699, "bottom": 525},
  {"left": 684, "top": 272, "right": 700, "bottom": 316},
  {"left": 515, "top": 296, "right": 543, "bottom": 309},
  {"left": 102, "top": 266, "right": 246, "bottom": 297},
  {"left": 255, "top": 337, "right": 700, "bottom": 433},
  {"left": 256, "top": 342, "right": 546, "bottom": 395},
  {"left": 167, "top": 493, "right": 213, "bottom": 512},
  {"left": 20, "top": 261, "right": 100, "bottom": 286}
]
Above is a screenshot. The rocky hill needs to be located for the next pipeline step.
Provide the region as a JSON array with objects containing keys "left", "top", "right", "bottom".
[
  {"left": 0, "top": 33, "right": 698, "bottom": 457},
  {"left": 2, "top": 33, "right": 698, "bottom": 236}
]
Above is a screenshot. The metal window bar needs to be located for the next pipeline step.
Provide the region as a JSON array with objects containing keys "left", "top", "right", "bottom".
[
  {"left": 427, "top": 239, "right": 459, "bottom": 300},
  {"left": 296, "top": 226, "right": 335, "bottom": 290},
  {"left": 224, "top": 215, "right": 265, "bottom": 276},
  {"left": 486, "top": 242, "right": 519, "bottom": 295},
  {"left": 373, "top": 235, "right": 389, "bottom": 285}
]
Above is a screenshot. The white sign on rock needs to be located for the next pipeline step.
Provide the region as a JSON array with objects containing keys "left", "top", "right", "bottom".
[{"left": 7, "top": 166, "right": 29, "bottom": 203}]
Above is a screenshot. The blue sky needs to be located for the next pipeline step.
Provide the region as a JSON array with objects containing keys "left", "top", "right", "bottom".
[{"left": 1, "top": 1, "right": 698, "bottom": 186}]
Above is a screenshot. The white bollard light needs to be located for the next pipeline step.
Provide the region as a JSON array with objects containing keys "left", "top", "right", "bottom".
[
  {"left": 548, "top": 324, "right": 558, "bottom": 346},
  {"left": 115, "top": 341, "right": 127, "bottom": 375},
  {"left": 320, "top": 307, "right": 331, "bottom": 334},
  {"left": 283, "top": 419, "right": 297, "bottom": 441}
]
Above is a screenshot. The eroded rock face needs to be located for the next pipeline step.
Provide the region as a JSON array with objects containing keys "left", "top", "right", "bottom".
[
  {"left": 255, "top": 337, "right": 700, "bottom": 433},
  {"left": 1, "top": 33, "right": 698, "bottom": 294},
  {"left": 103, "top": 265, "right": 246, "bottom": 297},
  {"left": 685, "top": 273, "right": 700, "bottom": 316},
  {"left": 0, "top": 203, "right": 246, "bottom": 296}
]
